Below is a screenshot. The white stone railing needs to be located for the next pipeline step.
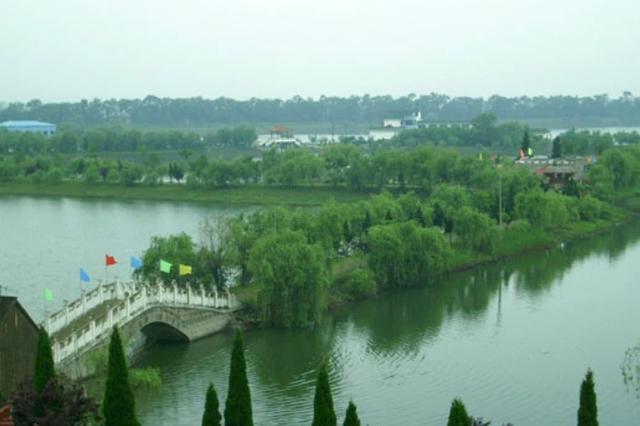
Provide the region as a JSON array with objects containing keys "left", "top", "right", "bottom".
[
  {"left": 49, "top": 280, "right": 238, "bottom": 364},
  {"left": 46, "top": 281, "right": 123, "bottom": 337}
]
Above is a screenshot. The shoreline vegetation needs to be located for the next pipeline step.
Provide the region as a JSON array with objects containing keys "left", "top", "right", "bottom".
[{"left": 5, "top": 124, "right": 640, "bottom": 330}]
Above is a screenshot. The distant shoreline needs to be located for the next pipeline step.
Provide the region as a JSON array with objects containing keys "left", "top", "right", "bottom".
[{"left": 0, "top": 181, "right": 371, "bottom": 206}]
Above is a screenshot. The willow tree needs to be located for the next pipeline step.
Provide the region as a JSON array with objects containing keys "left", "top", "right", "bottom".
[{"left": 248, "top": 230, "right": 328, "bottom": 328}]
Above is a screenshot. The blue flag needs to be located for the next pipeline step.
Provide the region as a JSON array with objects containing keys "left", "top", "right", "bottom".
[
  {"left": 130, "top": 256, "right": 143, "bottom": 270},
  {"left": 80, "top": 268, "right": 90, "bottom": 283}
]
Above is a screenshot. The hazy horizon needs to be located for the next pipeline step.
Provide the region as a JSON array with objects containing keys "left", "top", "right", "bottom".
[{"left": 2, "top": 0, "right": 639, "bottom": 103}]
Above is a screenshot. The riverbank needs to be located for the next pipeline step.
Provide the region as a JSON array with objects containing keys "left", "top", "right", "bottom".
[{"left": 0, "top": 181, "right": 370, "bottom": 206}]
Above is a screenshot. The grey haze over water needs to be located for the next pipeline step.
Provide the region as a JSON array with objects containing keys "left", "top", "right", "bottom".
[{"left": 2, "top": 0, "right": 639, "bottom": 102}]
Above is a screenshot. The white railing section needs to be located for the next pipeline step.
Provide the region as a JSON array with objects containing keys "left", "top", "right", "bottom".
[{"left": 48, "top": 280, "right": 238, "bottom": 364}]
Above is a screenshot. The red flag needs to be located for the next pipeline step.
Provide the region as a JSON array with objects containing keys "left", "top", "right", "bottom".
[{"left": 105, "top": 254, "right": 117, "bottom": 266}]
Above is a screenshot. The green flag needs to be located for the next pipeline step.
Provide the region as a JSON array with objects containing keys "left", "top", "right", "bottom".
[
  {"left": 44, "top": 288, "right": 54, "bottom": 302},
  {"left": 160, "top": 259, "right": 172, "bottom": 273}
]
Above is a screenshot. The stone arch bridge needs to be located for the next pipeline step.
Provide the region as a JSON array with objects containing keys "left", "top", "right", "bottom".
[{"left": 46, "top": 280, "right": 240, "bottom": 378}]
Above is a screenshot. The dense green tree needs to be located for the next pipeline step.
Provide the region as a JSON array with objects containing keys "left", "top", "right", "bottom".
[
  {"left": 224, "top": 331, "right": 253, "bottom": 426},
  {"left": 249, "top": 230, "right": 328, "bottom": 327},
  {"left": 343, "top": 401, "right": 360, "bottom": 426},
  {"left": 137, "top": 233, "right": 198, "bottom": 283},
  {"left": 415, "top": 206, "right": 427, "bottom": 227},
  {"left": 447, "top": 398, "right": 471, "bottom": 426},
  {"left": 202, "top": 383, "right": 222, "bottom": 426},
  {"left": 343, "top": 220, "right": 353, "bottom": 243},
  {"left": 577, "top": 369, "right": 598, "bottom": 426},
  {"left": 515, "top": 189, "right": 575, "bottom": 229},
  {"left": 83, "top": 163, "right": 100, "bottom": 184},
  {"left": 551, "top": 136, "right": 562, "bottom": 158},
  {"left": 312, "top": 363, "right": 336, "bottom": 426},
  {"left": 453, "top": 206, "right": 497, "bottom": 253},
  {"left": 367, "top": 222, "right": 450, "bottom": 289},
  {"left": 103, "top": 327, "right": 139, "bottom": 426},
  {"left": 471, "top": 113, "right": 497, "bottom": 146},
  {"left": 33, "top": 327, "right": 55, "bottom": 392},
  {"left": 362, "top": 210, "right": 372, "bottom": 234}
]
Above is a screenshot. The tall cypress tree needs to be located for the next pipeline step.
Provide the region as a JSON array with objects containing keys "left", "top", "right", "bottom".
[
  {"left": 551, "top": 136, "right": 562, "bottom": 159},
  {"left": 224, "top": 330, "right": 253, "bottom": 426},
  {"left": 312, "top": 363, "right": 336, "bottom": 426},
  {"left": 521, "top": 129, "right": 531, "bottom": 153},
  {"left": 578, "top": 369, "right": 599, "bottom": 426},
  {"left": 447, "top": 398, "right": 471, "bottom": 426},
  {"left": 202, "top": 383, "right": 222, "bottom": 426},
  {"left": 103, "top": 326, "right": 139, "bottom": 426},
  {"left": 33, "top": 327, "right": 55, "bottom": 392},
  {"left": 343, "top": 400, "right": 360, "bottom": 426}
]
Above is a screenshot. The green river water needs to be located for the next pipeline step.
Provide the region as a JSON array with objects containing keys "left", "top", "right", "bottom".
[{"left": 1, "top": 196, "right": 639, "bottom": 425}]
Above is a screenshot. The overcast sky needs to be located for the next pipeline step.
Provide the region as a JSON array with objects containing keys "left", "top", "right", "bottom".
[{"left": 2, "top": 0, "right": 639, "bottom": 102}]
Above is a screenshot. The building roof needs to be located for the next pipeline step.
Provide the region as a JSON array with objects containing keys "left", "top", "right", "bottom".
[
  {"left": 0, "top": 296, "right": 39, "bottom": 330},
  {"left": 0, "top": 297, "right": 13, "bottom": 323},
  {"left": 0, "top": 120, "right": 55, "bottom": 128}
]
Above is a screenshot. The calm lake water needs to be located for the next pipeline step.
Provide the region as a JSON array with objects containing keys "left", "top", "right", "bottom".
[
  {"left": 1, "top": 196, "right": 640, "bottom": 424},
  {"left": 0, "top": 196, "right": 249, "bottom": 320}
]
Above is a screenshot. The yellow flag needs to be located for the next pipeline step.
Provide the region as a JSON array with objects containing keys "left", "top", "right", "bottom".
[{"left": 179, "top": 264, "right": 192, "bottom": 276}]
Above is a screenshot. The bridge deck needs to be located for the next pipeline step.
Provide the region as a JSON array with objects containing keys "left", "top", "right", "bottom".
[{"left": 51, "top": 299, "right": 122, "bottom": 344}]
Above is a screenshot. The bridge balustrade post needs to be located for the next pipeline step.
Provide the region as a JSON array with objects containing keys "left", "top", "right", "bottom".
[
  {"left": 142, "top": 285, "right": 149, "bottom": 309},
  {"left": 64, "top": 301, "right": 69, "bottom": 326},
  {"left": 72, "top": 332, "right": 77, "bottom": 356},
  {"left": 90, "top": 319, "right": 96, "bottom": 341},
  {"left": 200, "top": 285, "right": 206, "bottom": 306},
  {"left": 52, "top": 341, "right": 60, "bottom": 363},
  {"left": 114, "top": 280, "right": 122, "bottom": 299},
  {"left": 108, "top": 307, "right": 114, "bottom": 329},
  {"left": 225, "top": 289, "right": 231, "bottom": 308},
  {"left": 187, "top": 284, "right": 192, "bottom": 305},
  {"left": 173, "top": 283, "right": 178, "bottom": 305}
]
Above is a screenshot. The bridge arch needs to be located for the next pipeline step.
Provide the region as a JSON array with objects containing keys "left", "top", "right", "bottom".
[{"left": 140, "top": 321, "right": 190, "bottom": 343}]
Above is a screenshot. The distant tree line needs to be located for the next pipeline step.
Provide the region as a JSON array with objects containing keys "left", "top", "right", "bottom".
[
  {"left": 1, "top": 93, "right": 639, "bottom": 126},
  {"left": 2, "top": 114, "right": 639, "bottom": 157},
  {"left": 3, "top": 134, "right": 640, "bottom": 196},
  {"left": 0, "top": 125, "right": 257, "bottom": 154}
]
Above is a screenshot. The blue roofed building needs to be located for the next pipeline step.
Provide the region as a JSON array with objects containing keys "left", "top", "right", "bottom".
[{"left": 0, "top": 120, "right": 56, "bottom": 136}]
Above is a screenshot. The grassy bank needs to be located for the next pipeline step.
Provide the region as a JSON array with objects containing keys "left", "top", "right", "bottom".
[{"left": 0, "top": 181, "right": 370, "bottom": 206}]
